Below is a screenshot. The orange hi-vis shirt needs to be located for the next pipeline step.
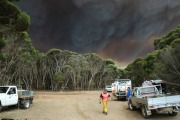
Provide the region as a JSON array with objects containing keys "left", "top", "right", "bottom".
[{"left": 100, "top": 92, "right": 110, "bottom": 101}]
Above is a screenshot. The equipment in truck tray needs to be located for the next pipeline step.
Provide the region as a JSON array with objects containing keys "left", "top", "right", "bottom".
[{"left": 18, "top": 90, "right": 33, "bottom": 97}]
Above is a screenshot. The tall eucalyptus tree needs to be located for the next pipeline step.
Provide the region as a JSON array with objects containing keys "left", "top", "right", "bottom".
[
  {"left": 84, "top": 53, "right": 104, "bottom": 90},
  {"left": 0, "top": 0, "right": 31, "bottom": 85}
]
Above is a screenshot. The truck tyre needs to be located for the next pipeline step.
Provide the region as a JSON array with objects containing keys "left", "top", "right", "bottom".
[
  {"left": 169, "top": 111, "right": 178, "bottom": 116},
  {"left": 128, "top": 101, "right": 135, "bottom": 111},
  {"left": 171, "top": 112, "right": 178, "bottom": 116},
  {"left": 141, "top": 106, "right": 150, "bottom": 118},
  {"left": 22, "top": 100, "right": 30, "bottom": 109}
]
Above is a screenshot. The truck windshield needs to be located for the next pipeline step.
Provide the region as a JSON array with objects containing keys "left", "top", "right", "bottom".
[
  {"left": 0, "top": 87, "right": 9, "bottom": 93},
  {"left": 118, "top": 80, "right": 130, "bottom": 84}
]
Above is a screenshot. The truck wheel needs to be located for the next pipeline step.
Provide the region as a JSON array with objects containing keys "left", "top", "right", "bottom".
[
  {"left": 172, "top": 112, "right": 178, "bottom": 116},
  {"left": 141, "top": 106, "right": 150, "bottom": 118},
  {"left": 169, "top": 111, "right": 178, "bottom": 116},
  {"left": 22, "top": 100, "right": 30, "bottom": 109},
  {"left": 128, "top": 101, "right": 135, "bottom": 111}
]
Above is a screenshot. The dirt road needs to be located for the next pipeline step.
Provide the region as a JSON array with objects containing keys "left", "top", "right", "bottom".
[{"left": 1, "top": 91, "right": 180, "bottom": 120}]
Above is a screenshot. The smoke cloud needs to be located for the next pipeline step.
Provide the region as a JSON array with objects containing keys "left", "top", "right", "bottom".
[{"left": 17, "top": 0, "right": 180, "bottom": 67}]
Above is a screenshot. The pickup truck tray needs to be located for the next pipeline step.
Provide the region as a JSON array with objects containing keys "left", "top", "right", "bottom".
[
  {"left": 148, "top": 95, "right": 180, "bottom": 109},
  {"left": 17, "top": 90, "right": 33, "bottom": 98}
]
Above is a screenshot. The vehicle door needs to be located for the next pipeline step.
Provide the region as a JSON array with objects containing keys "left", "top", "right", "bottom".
[
  {"left": 6, "top": 87, "right": 18, "bottom": 105},
  {"left": 131, "top": 88, "right": 139, "bottom": 106}
]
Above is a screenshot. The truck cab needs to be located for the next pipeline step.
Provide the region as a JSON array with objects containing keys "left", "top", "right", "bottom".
[{"left": 0, "top": 86, "right": 18, "bottom": 107}]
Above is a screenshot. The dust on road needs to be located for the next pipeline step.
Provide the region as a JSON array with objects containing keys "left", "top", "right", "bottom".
[{"left": 1, "top": 91, "right": 180, "bottom": 120}]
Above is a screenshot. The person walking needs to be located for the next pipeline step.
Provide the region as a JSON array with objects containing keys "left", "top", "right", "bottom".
[{"left": 99, "top": 89, "right": 111, "bottom": 115}]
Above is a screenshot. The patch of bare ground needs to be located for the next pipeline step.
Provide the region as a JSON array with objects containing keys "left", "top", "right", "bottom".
[{"left": 0, "top": 91, "right": 180, "bottom": 120}]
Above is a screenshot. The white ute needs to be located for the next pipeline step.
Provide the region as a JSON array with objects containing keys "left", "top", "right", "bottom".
[
  {"left": 128, "top": 85, "right": 180, "bottom": 118},
  {"left": 0, "top": 86, "right": 33, "bottom": 111}
]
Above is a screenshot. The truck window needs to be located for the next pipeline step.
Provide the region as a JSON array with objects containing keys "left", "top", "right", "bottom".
[
  {"left": 8, "top": 87, "right": 16, "bottom": 94},
  {"left": 0, "top": 87, "right": 9, "bottom": 93},
  {"left": 141, "top": 87, "right": 155, "bottom": 95}
]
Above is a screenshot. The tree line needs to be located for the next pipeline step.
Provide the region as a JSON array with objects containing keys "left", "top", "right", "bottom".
[
  {"left": 0, "top": 0, "right": 180, "bottom": 91},
  {"left": 125, "top": 25, "right": 180, "bottom": 91}
]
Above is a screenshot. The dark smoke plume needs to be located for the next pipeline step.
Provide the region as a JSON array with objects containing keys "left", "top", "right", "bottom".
[{"left": 17, "top": 0, "right": 180, "bottom": 67}]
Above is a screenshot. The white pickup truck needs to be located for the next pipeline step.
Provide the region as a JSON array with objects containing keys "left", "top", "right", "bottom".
[
  {"left": 128, "top": 85, "right": 180, "bottom": 118},
  {"left": 0, "top": 86, "right": 33, "bottom": 111}
]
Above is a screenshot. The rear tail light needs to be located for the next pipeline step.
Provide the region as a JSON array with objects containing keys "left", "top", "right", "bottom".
[{"left": 149, "top": 106, "right": 154, "bottom": 109}]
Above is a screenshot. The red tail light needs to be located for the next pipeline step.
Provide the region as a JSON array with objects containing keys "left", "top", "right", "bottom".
[{"left": 149, "top": 106, "right": 154, "bottom": 109}]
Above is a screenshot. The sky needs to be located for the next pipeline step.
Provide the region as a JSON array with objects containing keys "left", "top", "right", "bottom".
[{"left": 17, "top": 0, "right": 180, "bottom": 68}]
